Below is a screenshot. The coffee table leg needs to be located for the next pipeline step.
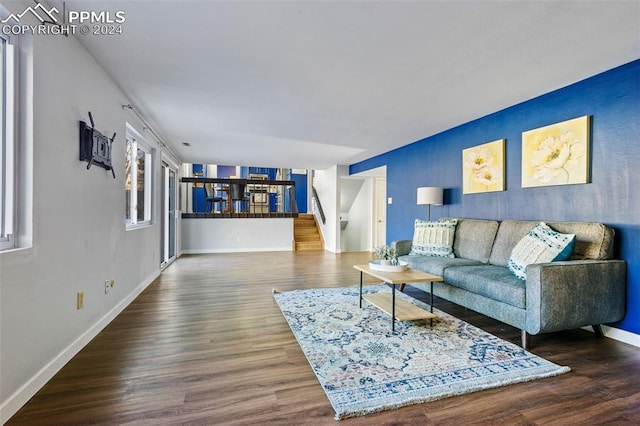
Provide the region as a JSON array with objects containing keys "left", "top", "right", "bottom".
[
  {"left": 359, "top": 271, "right": 363, "bottom": 308},
  {"left": 430, "top": 281, "right": 434, "bottom": 312},
  {"left": 392, "top": 284, "right": 397, "bottom": 332},
  {"left": 430, "top": 281, "right": 434, "bottom": 326}
]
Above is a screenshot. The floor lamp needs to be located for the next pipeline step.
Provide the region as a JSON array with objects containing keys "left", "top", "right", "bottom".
[{"left": 417, "top": 187, "right": 443, "bottom": 221}]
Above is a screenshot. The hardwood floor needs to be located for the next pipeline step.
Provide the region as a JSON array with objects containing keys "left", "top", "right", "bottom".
[{"left": 7, "top": 251, "right": 640, "bottom": 425}]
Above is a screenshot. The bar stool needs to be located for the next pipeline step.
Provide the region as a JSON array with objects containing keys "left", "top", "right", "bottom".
[
  {"left": 204, "top": 183, "right": 224, "bottom": 213},
  {"left": 230, "top": 182, "right": 249, "bottom": 213}
]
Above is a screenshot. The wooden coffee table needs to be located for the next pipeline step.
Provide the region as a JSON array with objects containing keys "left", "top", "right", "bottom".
[{"left": 353, "top": 264, "right": 444, "bottom": 331}]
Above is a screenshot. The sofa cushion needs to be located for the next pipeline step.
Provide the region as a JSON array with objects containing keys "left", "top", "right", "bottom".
[
  {"left": 545, "top": 221, "right": 615, "bottom": 260},
  {"left": 441, "top": 218, "right": 499, "bottom": 263},
  {"left": 444, "top": 265, "right": 527, "bottom": 309},
  {"left": 507, "top": 222, "right": 576, "bottom": 280},
  {"left": 399, "top": 254, "right": 483, "bottom": 277},
  {"left": 409, "top": 219, "right": 457, "bottom": 257},
  {"left": 489, "top": 220, "right": 615, "bottom": 266},
  {"left": 489, "top": 220, "right": 538, "bottom": 266}
]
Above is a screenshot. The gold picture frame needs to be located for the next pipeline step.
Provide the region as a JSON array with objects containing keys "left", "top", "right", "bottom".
[
  {"left": 521, "top": 116, "right": 590, "bottom": 188},
  {"left": 462, "top": 139, "right": 505, "bottom": 194}
]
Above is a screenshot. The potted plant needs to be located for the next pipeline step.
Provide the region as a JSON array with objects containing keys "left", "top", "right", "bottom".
[{"left": 374, "top": 245, "right": 399, "bottom": 266}]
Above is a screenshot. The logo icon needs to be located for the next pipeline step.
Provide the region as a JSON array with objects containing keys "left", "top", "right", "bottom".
[{"left": 1, "top": 3, "right": 59, "bottom": 24}]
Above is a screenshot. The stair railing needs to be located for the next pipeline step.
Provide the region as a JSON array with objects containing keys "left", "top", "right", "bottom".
[
  {"left": 288, "top": 186, "right": 299, "bottom": 214},
  {"left": 311, "top": 186, "right": 326, "bottom": 225}
]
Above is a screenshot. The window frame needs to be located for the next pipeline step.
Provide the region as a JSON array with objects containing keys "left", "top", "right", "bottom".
[
  {"left": 125, "top": 125, "right": 154, "bottom": 229},
  {"left": 0, "top": 33, "right": 15, "bottom": 250}
]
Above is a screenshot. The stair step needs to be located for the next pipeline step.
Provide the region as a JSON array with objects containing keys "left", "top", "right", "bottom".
[
  {"left": 294, "top": 234, "right": 321, "bottom": 242},
  {"left": 295, "top": 228, "right": 319, "bottom": 235},
  {"left": 295, "top": 233, "right": 320, "bottom": 238},
  {"left": 294, "top": 224, "right": 317, "bottom": 229},
  {"left": 295, "top": 241, "right": 323, "bottom": 251}
]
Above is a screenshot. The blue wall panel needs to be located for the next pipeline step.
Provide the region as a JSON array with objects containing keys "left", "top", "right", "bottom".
[
  {"left": 350, "top": 59, "right": 640, "bottom": 334},
  {"left": 217, "top": 165, "right": 237, "bottom": 178},
  {"left": 292, "top": 172, "right": 308, "bottom": 213}
]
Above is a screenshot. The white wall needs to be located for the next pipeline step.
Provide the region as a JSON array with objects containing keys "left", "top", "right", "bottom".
[
  {"left": 313, "top": 165, "right": 348, "bottom": 253},
  {"left": 340, "top": 178, "right": 373, "bottom": 252},
  {"left": 0, "top": 12, "right": 171, "bottom": 421},
  {"left": 182, "top": 218, "right": 293, "bottom": 253}
]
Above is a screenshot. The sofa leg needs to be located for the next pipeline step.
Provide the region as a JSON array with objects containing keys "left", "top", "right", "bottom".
[
  {"left": 521, "top": 330, "right": 528, "bottom": 349},
  {"left": 592, "top": 324, "right": 604, "bottom": 337}
]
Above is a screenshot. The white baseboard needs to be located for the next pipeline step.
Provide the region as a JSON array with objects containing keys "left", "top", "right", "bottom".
[
  {"left": 0, "top": 270, "right": 161, "bottom": 425},
  {"left": 181, "top": 246, "right": 292, "bottom": 254},
  {"left": 583, "top": 325, "right": 640, "bottom": 347}
]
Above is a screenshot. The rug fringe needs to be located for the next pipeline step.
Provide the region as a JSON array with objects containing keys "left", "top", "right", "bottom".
[{"left": 272, "top": 288, "right": 280, "bottom": 294}]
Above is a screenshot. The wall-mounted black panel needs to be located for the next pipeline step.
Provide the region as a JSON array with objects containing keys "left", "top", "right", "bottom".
[{"left": 79, "top": 112, "right": 115, "bottom": 178}]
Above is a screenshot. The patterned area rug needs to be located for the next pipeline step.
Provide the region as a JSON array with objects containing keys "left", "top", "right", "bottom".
[{"left": 273, "top": 285, "right": 570, "bottom": 420}]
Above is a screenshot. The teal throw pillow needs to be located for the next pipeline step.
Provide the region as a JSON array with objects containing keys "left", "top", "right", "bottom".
[
  {"left": 508, "top": 222, "right": 576, "bottom": 280},
  {"left": 409, "top": 218, "right": 458, "bottom": 258}
]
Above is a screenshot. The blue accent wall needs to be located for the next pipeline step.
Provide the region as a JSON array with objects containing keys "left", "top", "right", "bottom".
[
  {"left": 217, "top": 165, "right": 237, "bottom": 178},
  {"left": 292, "top": 172, "right": 308, "bottom": 213},
  {"left": 350, "top": 59, "right": 640, "bottom": 335},
  {"left": 192, "top": 164, "right": 206, "bottom": 212}
]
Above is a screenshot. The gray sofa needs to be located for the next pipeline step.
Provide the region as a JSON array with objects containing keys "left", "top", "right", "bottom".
[{"left": 392, "top": 218, "right": 626, "bottom": 348}]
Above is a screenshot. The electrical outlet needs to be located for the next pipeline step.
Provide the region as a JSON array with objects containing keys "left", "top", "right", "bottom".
[
  {"left": 77, "top": 292, "right": 84, "bottom": 310},
  {"left": 105, "top": 279, "right": 115, "bottom": 294}
]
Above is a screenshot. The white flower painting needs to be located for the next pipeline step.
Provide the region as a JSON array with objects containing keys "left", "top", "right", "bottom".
[
  {"left": 522, "top": 116, "right": 590, "bottom": 188},
  {"left": 462, "top": 139, "right": 505, "bottom": 194}
]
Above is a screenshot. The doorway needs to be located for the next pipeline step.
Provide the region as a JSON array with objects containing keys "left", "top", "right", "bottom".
[
  {"left": 374, "top": 177, "right": 387, "bottom": 247},
  {"left": 343, "top": 166, "right": 387, "bottom": 252},
  {"left": 161, "top": 161, "right": 178, "bottom": 266}
]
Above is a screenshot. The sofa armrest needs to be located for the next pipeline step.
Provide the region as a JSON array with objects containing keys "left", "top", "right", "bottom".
[
  {"left": 391, "top": 240, "right": 412, "bottom": 256},
  {"left": 525, "top": 259, "right": 626, "bottom": 334}
]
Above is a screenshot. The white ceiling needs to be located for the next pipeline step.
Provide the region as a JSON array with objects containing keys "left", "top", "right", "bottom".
[{"left": 61, "top": 0, "right": 639, "bottom": 170}]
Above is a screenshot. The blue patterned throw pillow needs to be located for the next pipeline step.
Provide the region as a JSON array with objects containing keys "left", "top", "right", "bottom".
[
  {"left": 409, "top": 219, "right": 458, "bottom": 258},
  {"left": 508, "top": 222, "right": 576, "bottom": 280}
]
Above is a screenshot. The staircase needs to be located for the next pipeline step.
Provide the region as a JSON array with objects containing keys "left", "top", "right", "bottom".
[{"left": 294, "top": 214, "right": 324, "bottom": 251}]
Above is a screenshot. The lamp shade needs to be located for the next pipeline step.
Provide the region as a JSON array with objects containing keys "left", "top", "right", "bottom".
[{"left": 417, "top": 187, "right": 443, "bottom": 206}]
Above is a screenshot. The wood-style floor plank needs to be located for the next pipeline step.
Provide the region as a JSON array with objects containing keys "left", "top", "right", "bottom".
[{"left": 7, "top": 251, "right": 640, "bottom": 425}]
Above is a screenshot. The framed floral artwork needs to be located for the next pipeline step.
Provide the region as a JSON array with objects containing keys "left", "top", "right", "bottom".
[
  {"left": 521, "top": 116, "right": 590, "bottom": 188},
  {"left": 462, "top": 139, "right": 505, "bottom": 194}
]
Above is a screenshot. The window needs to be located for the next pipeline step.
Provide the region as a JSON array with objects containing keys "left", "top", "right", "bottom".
[
  {"left": 0, "top": 34, "right": 15, "bottom": 250},
  {"left": 125, "top": 128, "right": 153, "bottom": 228}
]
